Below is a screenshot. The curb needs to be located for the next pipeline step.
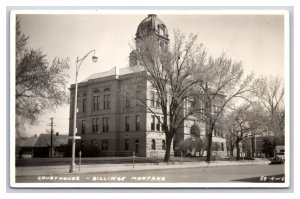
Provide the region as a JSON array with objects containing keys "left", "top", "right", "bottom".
[{"left": 15, "top": 160, "right": 270, "bottom": 177}]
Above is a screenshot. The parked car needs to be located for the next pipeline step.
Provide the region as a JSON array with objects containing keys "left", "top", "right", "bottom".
[
  {"left": 270, "top": 152, "right": 285, "bottom": 164},
  {"left": 275, "top": 152, "right": 285, "bottom": 163},
  {"left": 21, "top": 151, "right": 33, "bottom": 159}
]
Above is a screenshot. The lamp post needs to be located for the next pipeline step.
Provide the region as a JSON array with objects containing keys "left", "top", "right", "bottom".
[{"left": 69, "top": 49, "right": 98, "bottom": 173}]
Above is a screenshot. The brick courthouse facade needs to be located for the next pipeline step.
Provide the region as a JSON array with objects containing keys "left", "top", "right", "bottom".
[{"left": 69, "top": 14, "right": 227, "bottom": 157}]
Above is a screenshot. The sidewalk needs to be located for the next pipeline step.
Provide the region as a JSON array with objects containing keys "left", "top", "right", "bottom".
[{"left": 15, "top": 158, "right": 270, "bottom": 177}]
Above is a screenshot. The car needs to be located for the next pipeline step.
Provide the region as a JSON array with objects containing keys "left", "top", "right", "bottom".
[
  {"left": 270, "top": 152, "right": 285, "bottom": 164},
  {"left": 275, "top": 152, "right": 285, "bottom": 163},
  {"left": 21, "top": 151, "right": 33, "bottom": 159}
]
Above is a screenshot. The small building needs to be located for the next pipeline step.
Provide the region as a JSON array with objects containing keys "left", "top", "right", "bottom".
[{"left": 16, "top": 133, "right": 69, "bottom": 158}]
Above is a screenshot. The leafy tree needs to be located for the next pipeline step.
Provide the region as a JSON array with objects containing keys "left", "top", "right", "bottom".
[
  {"left": 178, "top": 137, "right": 207, "bottom": 157},
  {"left": 15, "top": 17, "right": 70, "bottom": 136},
  {"left": 262, "top": 139, "right": 274, "bottom": 157}
]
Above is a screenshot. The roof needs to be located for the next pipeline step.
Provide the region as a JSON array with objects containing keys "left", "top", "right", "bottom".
[
  {"left": 17, "top": 134, "right": 69, "bottom": 148},
  {"left": 136, "top": 14, "right": 168, "bottom": 37},
  {"left": 17, "top": 136, "right": 39, "bottom": 147},
  {"left": 83, "top": 66, "right": 118, "bottom": 82},
  {"left": 81, "top": 66, "right": 145, "bottom": 82}
]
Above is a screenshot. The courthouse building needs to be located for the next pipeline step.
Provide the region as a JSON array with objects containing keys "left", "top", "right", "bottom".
[{"left": 68, "top": 14, "right": 227, "bottom": 157}]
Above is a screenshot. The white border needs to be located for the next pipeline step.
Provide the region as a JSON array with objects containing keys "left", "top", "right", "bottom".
[{"left": 10, "top": 9, "right": 290, "bottom": 189}]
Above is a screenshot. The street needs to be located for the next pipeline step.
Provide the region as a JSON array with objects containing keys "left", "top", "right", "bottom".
[{"left": 15, "top": 164, "right": 284, "bottom": 183}]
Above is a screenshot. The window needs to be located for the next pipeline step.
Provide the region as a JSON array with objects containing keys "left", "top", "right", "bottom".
[
  {"left": 221, "top": 143, "right": 224, "bottom": 151},
  {"left": 92, "top": 118, "right": 99, "bottom": 133},
  {"left": 93, "top": 96, "right": 99, "bottom": 111},
  {"left": 82, "top": 98, "right": 86, "bottom": 112},
  {"left": 156, "top": 116, "right": 160, "bottom": 131},
  {"left": 101, "top": 140, "right": 108, "bottom": 150},
  {"left": 156, "top": 92, "right": 160, "bottom": 107},
  {"left": 135, "top": 139, "right": 139, "bottom": 153},
  {"left": 104, "top": 94, "right": 110, "bottom": 109},
  {"left": 162, "top": 140, "right": 166, "bottom": 150},
  {"left": 136, "top": 91, "right": 141, "bottom": 106},
  {"left": 81, "top": 120, "right": 86, "bottom": 134},
  {"left": 151, "top": 115, "right": 155, "bottom": 130},
  {"left": 102, "top": 117, "right": 109, "bottom": 132},
  {"left": 190, "top": 124, "right": 200, "bottom": 138},
  {"left": 124, "top": 139, "right": 129, "bottom": 151},
  {"left": 125, "top": 116, "right": 130, "bottom": 131},
  {"left": 151, "top": 91, "right": 155, "bottom": 106},
  {"left": 162, "top": 117, "right": 165, "bottom": 131},
  {"left": 189, "top": 100, "right": 195, "bottom": 112},
  {"left": 91, "top": 140, "right": 98, "bottom": 147},
  {"left": 151, "top": 139, "right": 156, "bottom": 150},
  {"left": 135, "top": 115, "right": 141, "bottom": 131},
  {"left": 173, "top": 140, "right": 177, "bottom": 151},
  {"left": 125, "top": 96, "right": 130, "bottom": 108}
]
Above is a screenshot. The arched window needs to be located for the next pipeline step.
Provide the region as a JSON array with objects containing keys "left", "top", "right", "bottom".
[
  {"left": 101, "top": 140, "right": 108, "bottom": 150},
  {"left": 190, "top": 124, "right": 200, "bottom": 138},
  {"left": 162, "top": 140, "right": 166, "bottom": 150},
  {"left": 151, "top": 139, "right": 156, "bottom": 150}
]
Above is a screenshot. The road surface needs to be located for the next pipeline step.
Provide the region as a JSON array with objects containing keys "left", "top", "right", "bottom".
[{"left": 15, "top": 164, "right": 284, "bottom": 183}]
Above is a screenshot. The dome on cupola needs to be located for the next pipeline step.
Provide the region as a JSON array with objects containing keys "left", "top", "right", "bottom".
[
  {"left": 129, "top": 14, "right": 170, "bottom": 67},
  {"left": 135, "top": 14, "right": 169, "bottom": 40}
]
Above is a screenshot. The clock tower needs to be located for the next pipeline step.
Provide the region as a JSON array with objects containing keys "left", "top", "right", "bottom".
[{"left": 129, "top": 14, "right": 169, "bottom": 66}]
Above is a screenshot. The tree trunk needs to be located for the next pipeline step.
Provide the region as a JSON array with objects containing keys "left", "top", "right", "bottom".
[
  {"left": 230, "top": 147, "right": 234, "bottom": 157},
  {"left": 272, "top": 137, "right": 277, "bottom": 158},
  {"left": 164, "top": 134, "right": 172, "bottom": 162},
  {"left": 236, "top": 141, "right": 240, "bottom": 160},
  {"left": 206, "top": 127, "right": 213, "bottom": 162}
]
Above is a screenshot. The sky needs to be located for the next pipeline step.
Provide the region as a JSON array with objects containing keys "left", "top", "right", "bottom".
[{"left": 16, "top": 12, "right": 285, "bottom": 136}]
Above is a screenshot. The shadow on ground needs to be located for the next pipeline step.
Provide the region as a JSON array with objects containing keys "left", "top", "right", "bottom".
[{"left": 231, "top": 174, "right": 285, "bottom": 183}]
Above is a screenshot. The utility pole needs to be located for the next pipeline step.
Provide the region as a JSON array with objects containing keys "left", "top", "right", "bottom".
[{"left": 48, "top": 118, "right": 54, "bottom": 158}]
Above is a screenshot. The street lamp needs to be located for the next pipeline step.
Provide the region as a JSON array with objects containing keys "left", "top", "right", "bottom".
[{"left": 69, "top": 49, "right": 98, "bottom": 173}]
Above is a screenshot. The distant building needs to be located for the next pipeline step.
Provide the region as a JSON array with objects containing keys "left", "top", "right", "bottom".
[
  {"left": 69, "top": 14, "right": 227, "bottom": 157},
  {"left": 242, "top": 133, "right": 283, "bottom": 158},
  {"left": 16, "top": 133, "right": 69, "bottom": 158}
]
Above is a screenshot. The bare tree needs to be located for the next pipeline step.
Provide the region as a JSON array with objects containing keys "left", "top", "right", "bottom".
[
  {"left": 15, "top": 17, "right": 70, "bottom": 136},
  {"left": 193, "top": 53, "right": 254, "bottom": 162},
  {"left": 254, "top": 76, "right": 285, "bottom": 155},
  {"left": 132, "top": 29, "right": 255, "bottom": 162},
  {"left": 225, "top": 102, "right": 268, "bottom": 160},
  {"left": 226, "top": 129, "right": 236, "bottom": 157},
  {"left": 132, "top": 32, "right": 205, "bottom": 162}
]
